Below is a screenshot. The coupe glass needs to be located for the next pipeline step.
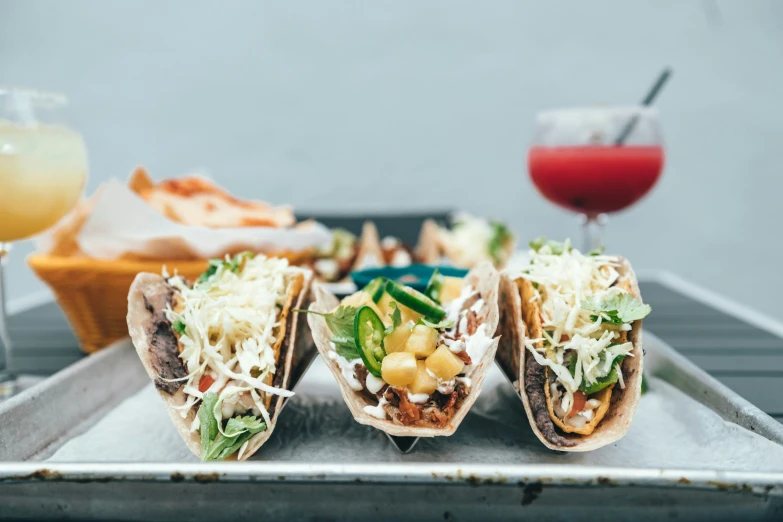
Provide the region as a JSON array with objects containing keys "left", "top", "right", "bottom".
[
  {"left": 528, "top": 106, "right": 664, "bottom": 251},
  {"left": 0, "top": 88, "right": 88, "bottom": 397}
]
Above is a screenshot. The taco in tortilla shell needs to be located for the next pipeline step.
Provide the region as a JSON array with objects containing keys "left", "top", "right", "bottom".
[
  {"left": 127, "top": 252, "right": 314, "bottom": 461},
  {"left": 497, "top": 238, "right": 649, "bottom": 451},
  {"left": 308, "top": 221, "right": 386, "bottom": 283},
  {"left": 304, "top": 262, "right": 500, "bottom": 437},
  {"left": 416, "top": 213, "right": 514, "bottom": 269}
]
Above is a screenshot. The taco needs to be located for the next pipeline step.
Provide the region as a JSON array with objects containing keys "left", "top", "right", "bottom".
[
  {"left": 304, "top": 263, "right": 500, "bottom": 436},
  {"left": 497, "top": 238, "right": 650, "bottom": 451},
  {"left": 416, "top": 213, "right": 514, "bottom": 269},
  {"left": 309, "top": 221, "right": 386, "bottom": 283},
  {"left": 127, "top": 252, "right": 314, "bottom": 461}
]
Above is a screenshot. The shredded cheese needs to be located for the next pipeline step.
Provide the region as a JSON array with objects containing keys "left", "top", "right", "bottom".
[
  {"left": 164, "top": 255, "right": 297, "bottom": 431},
  {"left": 507, "top": 240, "right": 635, "bottom": 416}
]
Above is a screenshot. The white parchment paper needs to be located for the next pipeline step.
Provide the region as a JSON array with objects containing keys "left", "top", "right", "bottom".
[
  {"left": 48, "top": 359, "right": 783, "bottom": 470},
  {"left": 54, "top": 179, "right": 331, "bottom": 260}
]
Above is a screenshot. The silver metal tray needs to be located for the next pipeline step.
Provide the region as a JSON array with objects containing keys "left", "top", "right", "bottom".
[{"left": 0, "top": 332, "right": 782, "bottom": 521}]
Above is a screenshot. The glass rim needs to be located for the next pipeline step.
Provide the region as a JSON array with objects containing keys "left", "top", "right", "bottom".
[
  {"left": 0, "top": 86, "right": 68, "bottom": 107},
  {"left": 536, "top": 105, "right": 659, "bottom": 120}
]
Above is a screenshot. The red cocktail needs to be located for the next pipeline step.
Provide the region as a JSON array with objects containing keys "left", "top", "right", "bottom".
[
  {"left": 528, "top": 106, "right": 664, "bottom": 250},
  {"left": 528, "top": 145, "right": 664, "bottom": 216}
]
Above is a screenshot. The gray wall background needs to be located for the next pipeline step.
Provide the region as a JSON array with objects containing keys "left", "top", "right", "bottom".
[{"left": 1, "top": 0, "right": 782, "bottom": 317}]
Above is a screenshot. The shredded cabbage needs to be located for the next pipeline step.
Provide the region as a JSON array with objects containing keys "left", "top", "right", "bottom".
[
  {"left": 507, "top": 240, "right": 635, "bottom": 414},
  {"left": 164, "top": 255, "right": 297, "bottom": 430}
]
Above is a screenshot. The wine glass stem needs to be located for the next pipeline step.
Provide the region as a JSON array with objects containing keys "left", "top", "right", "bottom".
[
  {"left": 580, "top": 214, "right": 607, "bottom": 252},
  {"left": 0, "top": 243, "right": 13, "bottom": 387}
]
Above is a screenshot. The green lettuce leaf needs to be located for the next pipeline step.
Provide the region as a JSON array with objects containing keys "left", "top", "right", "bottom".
[
  {"left": 581, "top": 293, "right": 651, "bottom": 324},
  {"left": 203, "top": 414, "right": 267, "bottom": 461},
  {"left": 568, "top": 354, "right": 626, "bottom": 395},
  {"left": 198, "top": 392, "right": 219, "bottom": 458}
]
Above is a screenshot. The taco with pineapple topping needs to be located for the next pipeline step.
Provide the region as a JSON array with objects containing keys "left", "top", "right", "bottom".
[
  {"left": 416, "top": 213, "right": 515, "bottom": 269},
  {"left": 497, "top": 238, "right": 649, "bottom": 451},
  {"left": 303, "top": 263, "right": 500, "bottom": 436}
]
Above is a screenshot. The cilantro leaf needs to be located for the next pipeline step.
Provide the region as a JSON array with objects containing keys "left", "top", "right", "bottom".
[
  {"left": 331, "top": 335, "right": 361, "bottom": 360},
  {"left": 529, "top": 237, "right": 570, "bottom": 255},
  {"left": 641, "top": 374, "right": 649, "bottom": 395},
  {"left": 416, "top": 317, "right": 456, "bottom": 330},
  {"left": 198, "top": 392, "right": 219, "bottom": 459},
  {"left": 172, "top": 320, "right": 187, "bottom": 336},
  {"left": 294, "top": 306, "right": 361, "bottom": 360},
  {"left": 582, "top": 293, "right": 651, "bottom": 324},
  {"left": 384, "top": 302, "right": 403, "bottom": 336},
  {"left": 487, "top": 221, "right": 512, "bottom": 265},
  {"left": 323, "top": 306, "right": 358, "bottom": 339}
]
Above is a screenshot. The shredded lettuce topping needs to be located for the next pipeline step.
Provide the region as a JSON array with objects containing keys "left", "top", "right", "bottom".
[{"left": 164, "top": 253, "right": 298, "bottom": 460}]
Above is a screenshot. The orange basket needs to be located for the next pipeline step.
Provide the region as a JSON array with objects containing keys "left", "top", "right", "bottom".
[{"left": 27, "top": 255, "right": 210, "bottom": 354}]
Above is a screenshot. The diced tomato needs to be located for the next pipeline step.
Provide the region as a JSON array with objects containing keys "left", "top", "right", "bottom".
[
  {"left": 569, "top": 391, "right": 586, "bottom": 417},
  {"left": 560, "top": 334, "right": 570, "bottom": 342},
  {"left": 198, "top": 375, "right": 215, "bottom": 393}
]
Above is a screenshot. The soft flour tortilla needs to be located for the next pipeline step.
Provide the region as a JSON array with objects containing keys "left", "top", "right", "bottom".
[
  {"left": 308, "top": 262, "right": 501, "bottom": 437},
  {"left": 496, "top": 258, "right": 644, "bottom": 452},
  {"left": 126, "top": 268, "right": 314, "bottom": 461},
  {"left": 414, "top": 219, "right": 442, "bottom": 265},
  {"left": 353, "top": 221, "right": 385, "bottom": 270}
]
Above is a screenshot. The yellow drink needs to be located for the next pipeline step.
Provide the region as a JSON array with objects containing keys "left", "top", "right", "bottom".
[{"left": 0, "top": 120, "right": 87, "bottom": 242}]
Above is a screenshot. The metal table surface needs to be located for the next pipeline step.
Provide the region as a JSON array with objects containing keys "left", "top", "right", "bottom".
[{"left": 6, "top": 214, "right": 783, "bottom": 425}]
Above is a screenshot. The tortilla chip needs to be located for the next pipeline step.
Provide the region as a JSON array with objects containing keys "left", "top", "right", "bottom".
[
  {"left": 308, "top": 262, "right": 501, "bottom": 437},
  {"left": 126, "top": 267, "right": 314, "bottom": 461}
]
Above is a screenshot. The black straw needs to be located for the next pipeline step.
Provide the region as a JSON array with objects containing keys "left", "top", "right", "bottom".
[{"left": 613, "top": 67, "right": 672, "bottom": 145}]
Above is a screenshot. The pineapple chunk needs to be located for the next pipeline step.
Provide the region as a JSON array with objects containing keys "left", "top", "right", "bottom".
[
  {"left": 439, "top": 276, "right": 464, "bottom": 305},
  {"left": 404, "top": 324, "right": 439, "bottom": 359},
  {"left": 378, "top": 293, "right": 422, "bottom": 325},
  {"left": 385, "top": 324, "right": 412, "bottom": 354},
  {"left": 408, "top": 361, "right": 438, "bottom": 395},
  {"left": 425, "top": 345, "right": 465, "bottom": 380},
  {"left": 381, "top": 352, "right": 417, "bottom": 386},
  {"left": 340, "top": 291, "right": 386, "bottom": 325}
]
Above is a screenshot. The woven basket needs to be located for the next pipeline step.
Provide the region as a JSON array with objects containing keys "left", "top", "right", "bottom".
[{"left": 27, "top": 255, "right": 210, "bottom": 354}]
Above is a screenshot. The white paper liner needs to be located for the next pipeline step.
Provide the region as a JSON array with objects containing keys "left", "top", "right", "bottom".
[
  {"left": 41, "top": 179, "right": 331, "bottom": 260},
  {"left": 47, "top": 359, "right": 783, "bottom": 469}
]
